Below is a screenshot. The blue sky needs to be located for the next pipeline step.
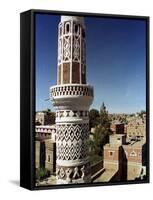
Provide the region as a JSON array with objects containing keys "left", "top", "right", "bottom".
[{"left": 35, "top": 14, "right": 146, "bottom": 114}]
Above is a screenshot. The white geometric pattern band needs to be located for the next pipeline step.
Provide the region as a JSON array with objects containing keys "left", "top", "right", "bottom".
[{"left": 56, "top": 123, "right": 89, "bottom": 160}]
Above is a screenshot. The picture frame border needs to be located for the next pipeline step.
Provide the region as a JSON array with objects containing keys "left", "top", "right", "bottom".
[{"left": 20, "top": 9, "right": 150, "bottom": 190}]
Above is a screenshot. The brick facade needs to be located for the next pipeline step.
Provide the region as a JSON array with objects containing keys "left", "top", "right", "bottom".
[{"left": 103, "top": 134, "right": 145, "bottom": 181}]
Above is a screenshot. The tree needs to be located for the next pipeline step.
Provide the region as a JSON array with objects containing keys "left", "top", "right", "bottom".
[
  {"left": 92, "top": 124, "right": 111, "bottom": 156},
  {"left": 46, "top": 108, "right": 51, "bottom": 113},
  {"left": 35, "top": 168, "right": 50, "bottom": 181},
  {"left": 89, "top": 109, "right": 100, "bottom": 128},
  {"left": 89, "top": 103, "right": 111, "bottom": 157},
  {"left": 99, "top": 102, "right": 110, "bottom": 128},
  {"left": 44, "top": 109, "right": 56, "bottom": 125}
]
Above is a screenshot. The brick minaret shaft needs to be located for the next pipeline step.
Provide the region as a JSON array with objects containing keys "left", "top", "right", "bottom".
[
  {"left": 57, "top": 16, "right": 86, "bottom": 85},
  {"left": 50, "top": 16, "right": 94, "bottom": 184}
]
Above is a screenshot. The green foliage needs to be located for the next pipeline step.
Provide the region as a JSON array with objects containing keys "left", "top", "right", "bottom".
[
  {"left": 45, "top": 109, "right": 56, "bottom": 124},
  {"left": 46, "top": 108, "right": 51, "bottom": 113},
  {"left": 36, "top": 168, "right": 50, "bottom": 181},
  {"left": 93, "top": 125, "right": 110, "bottom": 155},
  {"left": 89, "top": 109, "right": 100, "bottom": 128},
  {"left": 99, "top": 102, "right": 110, "bottom": 128},
  {"left": 89, "top": 102, "right": 111, "bottom": 157},
  {"left": 89, "top": 154, "right": 102, "bottom": 165},
  {"left": 89, "top": 102, "right": 110, "bottom": 129}
]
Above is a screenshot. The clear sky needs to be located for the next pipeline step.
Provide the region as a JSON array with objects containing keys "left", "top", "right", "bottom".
[{"left": 35, "top": 14, "right": 146, "bottom": 114}]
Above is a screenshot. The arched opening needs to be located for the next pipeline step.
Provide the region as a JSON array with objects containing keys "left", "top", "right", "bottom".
[
  {"left": 65, "top": 22, "right": 70, "bottom": 34},
  {"left": 75, "top": 25, "right": 79, "bottom": 34}
]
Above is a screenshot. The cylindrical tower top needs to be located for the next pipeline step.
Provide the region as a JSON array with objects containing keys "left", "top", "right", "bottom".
[
  {"left": 61, "top": 16, "right": 85, "bottom": 26},
  {"left": 57, "top": 15, "right": 86, "bottom": 85}
]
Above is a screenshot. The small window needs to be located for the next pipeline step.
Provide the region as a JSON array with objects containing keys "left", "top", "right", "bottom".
[
  {"left": 109, "top": 151, "right": 113, "bottom": 156},
  {"left": 65, "top": 22, "right": 70, "bottom": 34},
  {"left": 66, "top": 24, "right": 69, "bottom": 33},
  {"left": 130, "top": 151, "right": 137, "bottom": 157}
]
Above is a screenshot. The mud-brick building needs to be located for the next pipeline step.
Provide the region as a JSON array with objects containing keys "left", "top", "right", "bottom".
[
  {"left": 126, "top": 117, "right": 146, "bottom": 140},
  {"left": 103, "top": 133, "right": 146, "bottom": 181},
  {"left": 36, "top": 111, "right": 55, "bottom": 125},
  {"left": 35, "top": 125, "right": 56, "bottom": 174},
  {"left": 110, "top": 123, "right": 125, "bottom": 135},
  {"left": 103, "top": 134, "right": 127, "bottom": 181},
  {"left": 123, "top": 141, "right": 146, "bottom": 180}
]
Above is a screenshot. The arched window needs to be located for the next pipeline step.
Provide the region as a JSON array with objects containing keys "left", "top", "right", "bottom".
[
  {"left": 75, "top": 25, "right": 78, "bottom": 33},
  {"left": 66, "top": 24, "right": 69, "bottom": 32},
  {"left": 74, "top": 24, "right": 79, "bottom": 35},
  {"left": 65, "top": 22, "right": 70, "bottom": 34}
]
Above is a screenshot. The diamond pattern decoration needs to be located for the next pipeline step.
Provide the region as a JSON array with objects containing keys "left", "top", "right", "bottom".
[
  {"left": 73, "top": 36, "right": 80, "bottom": 62},
  {"left": 56, "top": 123, "right": 89, "bottom": 160},
  {"left": 63, "top": 36, "right": 71, "bottom": 61}
]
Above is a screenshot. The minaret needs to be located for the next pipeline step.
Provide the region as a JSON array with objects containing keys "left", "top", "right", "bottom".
[{"left": 50, "top": 16, "right": 94, "bottom": 184}]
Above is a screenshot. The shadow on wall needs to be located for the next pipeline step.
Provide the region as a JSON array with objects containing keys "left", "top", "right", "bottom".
[
  {"left": 40, "top": 141, "right": 46, "bottom": 168},
  {"left": 110, "top": 146, "right": 127, "bottom": 182}
]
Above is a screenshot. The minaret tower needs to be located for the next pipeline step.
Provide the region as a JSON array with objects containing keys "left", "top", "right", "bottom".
[{"left": 50, "top": 16, "right": 94, "bottom": 184}]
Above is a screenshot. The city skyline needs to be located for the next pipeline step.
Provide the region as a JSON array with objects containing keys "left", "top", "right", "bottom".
[{"left": 36, "top": 14, "right": 146, "bottom": 114}]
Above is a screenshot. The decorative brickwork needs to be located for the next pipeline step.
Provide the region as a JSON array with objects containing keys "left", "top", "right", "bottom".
[
  {"left": 51, "top": 84, "right": 93, "bottom": 97},
  {"left": 57, "top": 16, "right": 86, "bottom": 85},
  {"left": 63, "top": 63, "right": 70, "bottom": 84},
  {"left": 72, "top": 62, "right": 80, "bottom": 83},
  {"left": 58, "top": 65, "right": 61, "bottom": 85},
  {"left": 56, "top": 162, "right": 90, "bottom": 183},
  {"left": 50, "top": 16, "right": 93, "bottom": 184},
  {"left": 56, "top": 123, "right": 89, "bottom": 160}
]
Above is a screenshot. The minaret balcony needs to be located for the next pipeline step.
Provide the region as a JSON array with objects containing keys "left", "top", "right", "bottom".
[
  {"left": 50, "top": 84, "right": 93, "bottom": 110},
  {"left": 50, "top": 84, "right": 93, "bottom": 98}
]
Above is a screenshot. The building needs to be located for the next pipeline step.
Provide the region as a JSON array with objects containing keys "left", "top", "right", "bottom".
[
  {"left": 35, "top": 125, "right": 56, "bottom": 174},
  {"left": 50, "top": 16, "right": 94, "bottom": 184},
  {"left": 36, "top": 111, "right": 55, "bottom": 125},
  {"left": 110, "top": 122, "right": 125, "bottom": 135},
  {"left": 103, "top": 134, "right": 127, "bottom": 181},
  {"left": 126, "top": 117, "right": 146, "bottom": 140},
  {"left": 35, "top": 125, "right": 56, "bottom": 141},
  {"left": 123, "top": 141, "right": 146, "bottom": 180},
  {"left": 102, "top": 134, "right": 146, "bottom": 181}
]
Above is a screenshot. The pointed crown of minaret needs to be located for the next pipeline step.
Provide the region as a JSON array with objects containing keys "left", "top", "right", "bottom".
[{"left": 57, "top": 15, "right": 86, "bottom": 85}]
